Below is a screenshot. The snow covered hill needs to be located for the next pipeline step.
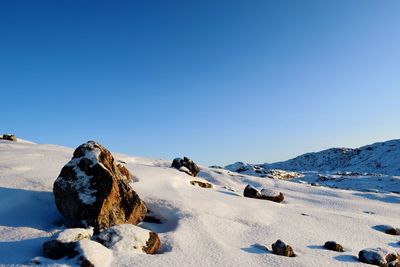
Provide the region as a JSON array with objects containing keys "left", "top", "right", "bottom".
[
  {"left": 226, "top": 139, "right": 400, "bottom": 175},
  {"left": 1, "top": 139, "right": 400, "bottom": 266}
]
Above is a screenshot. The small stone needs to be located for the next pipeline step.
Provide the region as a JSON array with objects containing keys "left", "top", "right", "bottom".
[
  {"left": 272, "top": 239, "right": 295, "bottom": 257},
  {"left": 385, "top": 226, "right": 400, "bottom": 236},
  {"left": 190, "top": 180, "right": 213, "bottom": 188},
  {"left": 324, "top": 241, "right": 344, "bottom": 252}
]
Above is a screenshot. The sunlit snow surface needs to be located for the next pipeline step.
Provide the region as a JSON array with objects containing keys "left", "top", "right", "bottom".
[{"left": 0, "top": 139, "right": 399, "bottom": 266}]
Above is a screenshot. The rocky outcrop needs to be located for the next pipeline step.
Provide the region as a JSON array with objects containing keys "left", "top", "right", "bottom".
[
  {"left": 53, "top": 141, "right": 147, "bottom": 230},
  {"left": 96, "top": 224, "right": 160, "bottom": 254},
  {"left": 243, "top": 185, "right": 284, "bottom": 203},
  {"left": 324, "top": 241, "right": 344, "bottom": 252},
  {"left": 1, "top": 134, "right": 17, "bottom": 141},
  {"left": 271, "top": 239, "right": 295, "bottom": 257},
  {"left": 359, "top": 248, "right": 399, "bottom": 267},
  {"left": 171, "top": 157, "right": 200, "bottom": 177},
  {"left": 190, "top": 180, "right": 213, "bottom": 188}
]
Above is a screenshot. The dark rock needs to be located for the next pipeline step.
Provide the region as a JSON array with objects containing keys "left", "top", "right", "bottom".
[
  {"left": 43, "top": 240, "right": 77, "bottom": 259},
  {"left": 53, "top": 141, "right": 147, "bottom": 231},
  {"left": 385, "top": 226, "right": 400, "bottom": 236},
  {"left": 359, "top": 248, "right": 399, "bottom": 267},
  {"left": 243, "top": 184, "right": 261, "bottom": 199},
  {"left": 2, "top": 134, "right": 17, "bottom": 141},
  {"left": 171, "top": 157, "right": 200, "bottom": 177},
  {"left": 324, "top": 241, "right": 344, "bottom": 252},
  {"left": 42, "top": 228, "right": 93, "bottom": 260},
  {"left": 271, "top": 239, "right": 295, "bottom": 257},
  {"left": 190, "top": 180, "right": 213, "bottom": 188}
]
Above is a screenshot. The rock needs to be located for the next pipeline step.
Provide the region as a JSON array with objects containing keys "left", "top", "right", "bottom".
[
  {"left": 359, "top": 248, "right": 399, "bottom": 267},
  {"left": 96, "top": 224, "right": 160, "bottom": 254},
  {"left": 324, "top": 241, "right": 344, "bottom": 252},
  {"left": 53, "top": 141, "right": 147, "bottom": 230},
  {"left": 2, "top": 134, "right": 17, "bottom": 141},
  {"left": 259, "top": 189, "right": 284, "bottom": 203},
  {"left": 43, "top": 228, "right": 93, "bottom": 259},
  {"left": 171, "top": 157, "right": 200, "bottom": 177},
  {"left": 385, "top": 226, "right": 400, "bottom": 236},
  {"left": 271, "top": 239, "right": 295, "bottom": 257},
  {"left": 389, "top": 260, "right": 400, "bottom": 267},
  {"left": 190, "top": 180, "right": 213, "bottom": 188},
  {"left": 243, "top": 184, "right": 261, "bottom": 199}
]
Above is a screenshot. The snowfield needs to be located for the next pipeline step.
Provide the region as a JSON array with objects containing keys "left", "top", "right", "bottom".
[{"left": 0, "top": 139, "right": 399, "bottom": 266}]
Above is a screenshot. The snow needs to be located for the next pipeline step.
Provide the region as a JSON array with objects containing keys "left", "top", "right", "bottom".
[
  {"left": 56, "top": 227, "right": 93, "bottom": 243},
  {"left": 76, "top": 240, "right": 113, "bottom": 267},
  {"left": 1, "top": 140, "right": 400, "bottom": 266},
  {"left": 260, "top": 188, "right": 280, "bottom": 198}
]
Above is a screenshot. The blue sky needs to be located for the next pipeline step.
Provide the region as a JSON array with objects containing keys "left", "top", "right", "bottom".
[{"left": 1, "top": 0, "right": 399, "bottom": 166}]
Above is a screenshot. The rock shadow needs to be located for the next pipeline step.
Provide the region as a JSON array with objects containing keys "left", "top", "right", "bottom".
[
  {"left": 241, "top": 243, "right": 269, "bottom": 254},
  {"left": 0, "top": 187, "right": 61, "bottom": 231}
]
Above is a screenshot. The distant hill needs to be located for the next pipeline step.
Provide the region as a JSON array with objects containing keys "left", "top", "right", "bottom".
[{"left": 225, "top": 139, "right": 400, "bottom": 175}]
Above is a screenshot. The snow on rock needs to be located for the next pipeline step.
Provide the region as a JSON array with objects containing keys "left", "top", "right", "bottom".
[
  {"left": 171, "top": 157, "right": 200, "bottom": 177},
  {"left": 96, "top": 224, "right": 160, "bottom": 254},
  {"left": 358, "top": 247, "right": 399, "bottom": 266},
  {"left": 53, "top": 141, "right": 147, "bottom": 230},
  {"left": 75, "top": 240, "right": 113, "bottom": 267},
  {"left": 260, "top": 189, "right": 284, "bottom": 203}
]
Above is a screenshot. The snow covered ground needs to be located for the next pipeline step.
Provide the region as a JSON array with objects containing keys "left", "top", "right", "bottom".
[{"left": 1, "top": 139, "right": 400, "bottom": 266}]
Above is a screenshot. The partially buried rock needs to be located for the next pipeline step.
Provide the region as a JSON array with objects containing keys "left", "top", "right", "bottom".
[
  {"left": 53, "top": 141, "right": 147, "bottom": 230},
  {"left": 259, "top": 189, "right": 284, "bottom": 203},
  {"left": 190, "top": 180, "right": 213, "bottom": 188},
  {"left": 359, "top": 248, "right": 399, "bottom": 267},
  {"left": 96, "top": 224, "right": 160, "bottom": 254},
  {"left": 43, "top": 228, "right": 93, "bottom": 259},
  {"left": 271, "top": 239, "right": 295, "bottom": 257},
  {"left": 171, "top": 157, "right": 200, "bottom": 177},
  {"left": 243, "top": 184, "right": 261, "bottom": 198},
  {"left": 2, "top": 134, "right": 17, "bottom": 141},
  {"left": 75, "top": 240, "right": 113, "bottom": 267},
  {"left": 385, "top": 226, "right": 400, "bottom": 236},
  {"left": 324, "top": 241, "right": 344, "bottom": 252}
]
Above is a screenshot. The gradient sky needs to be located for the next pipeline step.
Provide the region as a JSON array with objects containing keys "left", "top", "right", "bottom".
[{"left": 1, "top": 0, "right": 399, "bottom": 166}]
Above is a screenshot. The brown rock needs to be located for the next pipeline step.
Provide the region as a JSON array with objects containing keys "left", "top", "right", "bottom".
[
  {"left": 117, "top": 163, "right": 132, "bottom": 182},
  {"left": 190, "top": 180, "right": 213, "bottom": 188},
  {"left": 324, "top": 241, "right": 344, "bottom": 252},
  {"left": 143, "top": 232, "right": 161, "bottom": 254},
  {"left": 259, "top": 189, "right": 284, "bottom": 203},
  {"left": 272, "top": 239, "right": 295, "bottom": 257},
  {"left": 53, "top": 141, "right": 147, "bottom": 230}
]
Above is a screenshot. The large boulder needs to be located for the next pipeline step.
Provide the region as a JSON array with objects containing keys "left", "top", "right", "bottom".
[
  {"left": 243, "top": 184, "right": 261, "bottom": 198},
  {"left": 171, "top": 157, "right": 200, "bottom": 177},
  {"left": 259, "top": 189, "right": 284, "bottom": 203},
  {"left": 53, "top": 141, "right": 147, "bottom": 230},
  {"left": 96, "top": 224, "right": 160, "bottom": 254},
  {"left": 359, "top": 248, "right": 399, "bottom": 267}
]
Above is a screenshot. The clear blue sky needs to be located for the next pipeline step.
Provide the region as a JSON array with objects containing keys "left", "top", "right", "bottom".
[{"left": 1, "top": 0, "right": 399, "bottom": 166}]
